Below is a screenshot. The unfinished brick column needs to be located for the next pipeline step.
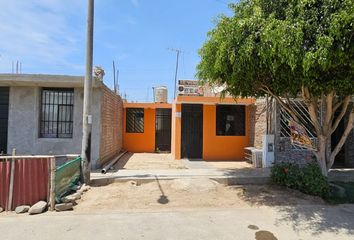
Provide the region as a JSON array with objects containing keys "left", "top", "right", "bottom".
[{"left": 99, "top": 86, "right": 123, "bottom": 167}]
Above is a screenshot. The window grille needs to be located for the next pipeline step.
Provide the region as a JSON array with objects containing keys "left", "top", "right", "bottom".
[
  {"left": 216, "top": 105, "right": 245, "bottom": 136},
  {"left": 126, "top": 108, "right": 144, "bottom": 133},
  {"left": 279, "top": 99, "right": 317, "bottom": 149},
  {"left": 40, "top": 88, "right": 74, "bottom": 138}
]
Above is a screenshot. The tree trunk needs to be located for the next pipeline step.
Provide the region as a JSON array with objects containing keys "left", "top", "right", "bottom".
[
  {"left": 266, "top": 87, "right": 353, "bottom": 177},
  {"left": 316, "top": 135, "right": 329, "bottom": 177}
]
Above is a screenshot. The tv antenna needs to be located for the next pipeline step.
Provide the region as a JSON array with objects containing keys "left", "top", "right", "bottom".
[{"left": 168, "top": 48, "right": 183, "bottom": 99}]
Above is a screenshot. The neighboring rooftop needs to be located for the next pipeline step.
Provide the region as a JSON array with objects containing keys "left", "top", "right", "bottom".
[{"left": 0, "top": 74, "right": 103, "bottom": 88}]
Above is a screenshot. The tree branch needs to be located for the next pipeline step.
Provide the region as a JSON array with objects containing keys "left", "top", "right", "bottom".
[
  {"left": 324, "top": 92, "right": 334, "bottom": 130},
  {"left": 301, "top": 86, "right": 321, "bottom": 134},
  {"left": 260, "top": 85, "right": 298, "bottom": 120},
  {"left": 332, "top": 96, "right": 344, "bottom": 114},
  {"left": 330, "top": 96, "right": 351, "bottom": 135},
  {"left": 329, "top": 111, "right": 354, "bottom": 169}
]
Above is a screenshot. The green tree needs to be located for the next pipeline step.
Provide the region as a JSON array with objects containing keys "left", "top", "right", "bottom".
[{"left": 197, "top": 0, "right": 354, "bottom": 176}]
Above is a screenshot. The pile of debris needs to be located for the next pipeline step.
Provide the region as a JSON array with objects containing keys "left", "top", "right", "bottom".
[
  {"left": 56, "top": 183, "right": 91, "bottom": 212},
  {"left": 12, "top": 183, "right": 91, "bottom": 215}
]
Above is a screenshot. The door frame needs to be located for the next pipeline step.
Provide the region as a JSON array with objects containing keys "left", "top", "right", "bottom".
[
  {"left": 155, "top": 108, "right": 172, "bottom": 152},
  {"left": 181, "top": 104, "right": 203, "bottom": 159}
]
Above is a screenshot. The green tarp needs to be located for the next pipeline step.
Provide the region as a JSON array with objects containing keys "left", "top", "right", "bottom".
[{"left": 55, "top": 157, "right": 81, "bottom": 202}]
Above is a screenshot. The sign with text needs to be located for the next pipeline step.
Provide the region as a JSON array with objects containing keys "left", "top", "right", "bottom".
[{"left": 177, "top": 80, "right": 204, "bottom": 96}]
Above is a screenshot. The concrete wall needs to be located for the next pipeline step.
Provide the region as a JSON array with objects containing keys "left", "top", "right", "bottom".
[
  {"left": 99, "top": 86, "right": 123, "bottom": 167},
  {"left": 7, "top": 86, "right": 102, "bottom": 168}
]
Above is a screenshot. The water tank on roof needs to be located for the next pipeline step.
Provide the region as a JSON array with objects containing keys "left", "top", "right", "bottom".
[{"left": 154, "top": 86, "right": 168, "bottom": 103}]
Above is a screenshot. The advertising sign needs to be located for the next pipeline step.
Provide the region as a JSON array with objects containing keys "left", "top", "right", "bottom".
[
  {"left": 289, "top": 120, "right": 315, "bottom": 149},
  {"left": 177, "top": 80, "right": 204, "bottom": 96}
]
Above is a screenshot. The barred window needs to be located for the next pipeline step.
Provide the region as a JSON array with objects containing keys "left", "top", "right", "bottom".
[
  {"left": 216, "top": 105, "right": 245, "bottom": 136},
  {"left": 126, "top": 108, "right": 144, "bottom": 133},
  {"left": 40, "top": 88, "right": 74, "bottom": 138}
]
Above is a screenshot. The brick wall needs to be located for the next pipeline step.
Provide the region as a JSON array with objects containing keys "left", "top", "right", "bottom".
[{"left": 99, "top": 86, "right": 123, "bottom": 166}]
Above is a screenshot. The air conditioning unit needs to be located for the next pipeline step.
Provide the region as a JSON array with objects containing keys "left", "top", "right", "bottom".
[
  {"left": 244, "top": 147, "right": 263, "bottom": 168},
  {"left": 244, "top": 147, "right": 255, "bottom": 164},
  {"left": 252, "top": 149, "right": 263, "bottom": 168}
]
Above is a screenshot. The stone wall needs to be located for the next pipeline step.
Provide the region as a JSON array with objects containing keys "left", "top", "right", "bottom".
[
  {"left": 247, "top": 99, "right": 268, "bottom": 149},
  {"left": 274, "top": 102, "right": 315, "bottom": 165},
  {"left": 276, "top": 137, "right": 315, "bottom": 165},
  {"left": 98, "top": 86, "right": 123, "bottom": 167},
  {"left": 247, "top": 104, "right": 256, "bottom": 147},
  {"left": 254, "top": 99, "right": 267, "bottom": 149}
]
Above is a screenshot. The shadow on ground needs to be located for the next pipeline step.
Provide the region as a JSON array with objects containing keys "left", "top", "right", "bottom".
[{"left": 232, "top": 184, "right": 354, "bottom": 236}]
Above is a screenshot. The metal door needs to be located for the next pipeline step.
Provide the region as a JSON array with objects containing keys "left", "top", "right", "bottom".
[
  {"left": 155, "top": 108, "right": 172, "bottom": 151},
  {"left": 0, "top": 87, "right": 9, "bottom": 154},
  {"left": 181, "top": 104, "right": 203, "bottom": 159}
]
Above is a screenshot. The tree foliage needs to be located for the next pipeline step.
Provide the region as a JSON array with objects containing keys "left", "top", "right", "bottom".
[
  {"left": 197, "top": 0, "right": 354, "bottom": 98},
  {"left": 197, "top": 0, "right": 354, "bottom": 176}
]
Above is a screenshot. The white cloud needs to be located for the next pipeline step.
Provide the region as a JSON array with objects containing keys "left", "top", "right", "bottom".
[{"left": 0, "top": 0, "right": 85, "bottom": 73}]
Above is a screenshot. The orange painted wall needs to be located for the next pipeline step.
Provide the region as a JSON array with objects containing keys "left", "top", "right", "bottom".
[
  {"left": 202, "top": 105, "right": 249, "bottom": 161},
  {"left": 171, "top": 103, "right": 182, "bottom": 160},
  {"left": 123, "top": 108, "right": 156, "bottom": 153}
]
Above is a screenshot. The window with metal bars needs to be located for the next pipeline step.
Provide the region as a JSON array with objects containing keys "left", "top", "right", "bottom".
[
  {"left": 216, "top": 105, "right": 245, "bottom": 136},
  {"left": 40, "top": 88, "right": 74, "bottom": 138},
  {"left": 126, "top": 108, "right": 144, "bottom": 133}
]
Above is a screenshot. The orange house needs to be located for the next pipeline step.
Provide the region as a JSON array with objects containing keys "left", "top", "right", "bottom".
[
  {"left": 123, "top": 96, "right": 255, "bottom": 161},
  {"left": 123, "top": 102, "right": 172, "bottom": 153}
]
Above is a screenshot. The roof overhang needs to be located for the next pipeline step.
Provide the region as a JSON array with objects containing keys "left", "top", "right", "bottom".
[
  {"left": 0, "top": 74, "right": 103, "bottom": 88},
  {"left": 123, "top": 102, "right": 172, "bottom": 109}
]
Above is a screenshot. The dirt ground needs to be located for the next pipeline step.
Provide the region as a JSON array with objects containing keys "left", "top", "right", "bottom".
[
  {"left": 111, "top": 152, "right": 253, "bottom": 170},
  {"left": 112, "top": 153, "right": 187, "bottom": 170},
  {"left": 75, "top": 179, "right": 325, "bottom": 212}
]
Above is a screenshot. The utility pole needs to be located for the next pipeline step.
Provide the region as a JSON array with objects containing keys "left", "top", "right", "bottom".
[
  {"left": 168, "top": 48, "right": 183, "bottom": 99},
  {"left": 81, "top": 0, "right": 94, "bottom": 184}
]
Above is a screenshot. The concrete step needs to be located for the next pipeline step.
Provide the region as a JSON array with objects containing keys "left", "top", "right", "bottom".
[{"left": 91, "top": 168, "right": 271, "bottom": 186}]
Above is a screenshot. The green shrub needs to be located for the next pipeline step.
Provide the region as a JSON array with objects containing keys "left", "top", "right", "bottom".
[{"left": 271, "top": 163, "right": 330, "bottom": 198}]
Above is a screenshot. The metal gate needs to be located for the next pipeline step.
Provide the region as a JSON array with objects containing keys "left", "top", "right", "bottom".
[
  {"left": 181, "top": 104, "right": 203, "bottom": 159},
  {"left": 0, "top": 87, "right": 9, "bottom": 154},
  {"left": 155, "top": 108, "right": 172, "bottom": 151}
]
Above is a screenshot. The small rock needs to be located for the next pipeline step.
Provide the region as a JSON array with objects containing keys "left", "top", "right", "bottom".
[
  {"left": 0, "top": 207, "right": 4, "bottom": 213},
  {"left": 15, "top": 205, "right": 30, "bottom": 214},
  {"left": 29, "top": 201, "right": 47, "bottom": 215},
  {"left": 61, "top": 192, "right": 81, "bottom": 203},
  {"left": 55, "top": 203, "right": 73, "bottom": 212},
  {"left": 129, "top": 181, "right": 139, "bottom": 186},
  {"left": 82, "top": 185, "right": 91, "bottom": 191},
  {"left": 78, "top": 184, "right": 91, "bottom": 194}
]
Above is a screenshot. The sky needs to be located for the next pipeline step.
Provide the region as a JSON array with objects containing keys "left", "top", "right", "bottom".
[{"left": 0, "top": 0, "right": 231, "bottom": 102}]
